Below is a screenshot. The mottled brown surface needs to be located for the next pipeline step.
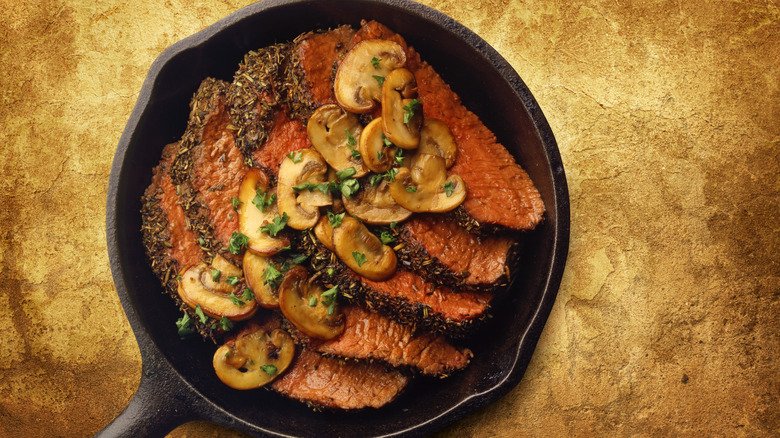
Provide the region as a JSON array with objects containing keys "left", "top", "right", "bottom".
[{"left": 0, "top": 0, "right": 777, "bottom": 437}]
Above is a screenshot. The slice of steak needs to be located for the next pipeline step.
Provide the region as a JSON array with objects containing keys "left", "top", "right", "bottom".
[
  {"left": 295, "top": 25, "right": 355, "bottom": 106},
  {"left": 141, "top": 142, "right": 223, "bottom": 340},
  {"left": 397, "top": 215, "right": 518, "bottom": 289},
  {"left": 304, "top": 238, "right": 491, "bottom": 338},
  {"left": 352, "top": 21, "right": 545, "bottom": 232},
  {"left": 170, "top": 78, "right": 248, "bottom": 264},
  {"left": 288, "top": 304, "right": 472, "bottom": 376},
  {"left": 272, "top": 346, "right": 409, "bottom": 409}
]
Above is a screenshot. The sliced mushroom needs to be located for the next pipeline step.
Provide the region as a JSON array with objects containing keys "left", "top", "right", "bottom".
[
  {"left": 178, "top": 261, "right": 258, "bottom": 321},
  {"left": 199, "top": 255, "right": 244, "bottom": 295},
  {"left": 334, "top": 39, "right": 406, "bottom": 113},
  {"left": 314, "top": 215, "right": 335, "bottom": 251},
  {"left": 332, "top": 215, "right": 397, "bottom": 281},
  {"left": 382, "top": 68, "right": 422, "bottom": 150},
  {"left": 307, "top": 104, "right": 368, "bottom": 176},
  {"left": 417, "top": 118, "right": 458, "bottom": 168},
  {"left": 278, "top": 149, "right": 331, "bottom": 230},
  {"left": 243, "top": 251, "right": 279, "bottom": 309},
  {"left": 238, "top": 168, "right": 290, "bottom": 255},
  {"left": 358, "top": 117, "right": 396, "bottom": 173},
  {"left": 213, "top": 328, "right": 295, "bottom": 390},
  {"left": 389, "top": 153, "right": 467, "bottom": 213},
  {"left": 343, "top": 179, "right": 411, "bottom": 225},
  {"left": 279, "top": 265, "right": 345, "bottom": 340}
]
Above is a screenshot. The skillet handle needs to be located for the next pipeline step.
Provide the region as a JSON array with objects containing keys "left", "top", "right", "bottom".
[{"left": 96, "top": 360, "right": 200, "bottom": 438}]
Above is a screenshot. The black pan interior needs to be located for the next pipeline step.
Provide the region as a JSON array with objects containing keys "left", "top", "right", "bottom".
[{"left": 108, "top": 0, "right": 568, "bottom": 436}]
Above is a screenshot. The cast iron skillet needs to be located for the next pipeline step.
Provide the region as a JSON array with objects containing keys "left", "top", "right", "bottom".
[{"left": 103, "top": 0, "right": 569, "bottom": 436}]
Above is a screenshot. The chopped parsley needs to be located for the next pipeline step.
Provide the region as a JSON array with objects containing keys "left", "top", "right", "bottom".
[
  {"left": 288, "top": 253, "right": 308, "bottom": 265},
  {"left": 372, "top": 75, "right": 385, "bottom": 86},
  {"left": 259, "top": 212, "right": 289, "bottom": 237},
  {"left": 194, "top": 304, "right": 208, "bottom": 324},
  {"left": 175, "top": 313, "right": 194, "bottom": 338},
  {"left": 252, "top": 188, "right": 276, "bottom": 212},
  {"left": 443, "top": 181, "right": 455, "bottom": 197},
  {"left": 371, "top": 56, "right": 382, "bottom": 69},
  {"left": 337, "top": 166, "right": 357, "bottom": 181},
  {"left": 227, "top": 232, "right": 249, "bottom": 255},
  {"left": 394, "top": 148, "right": 405, "bottom": 166},
  {"left": 402, "top": 99, "right": 422, "bottom": 124},
  {"left": 229, "top": 292, "right": 245, "bottom": 307},
  {"left": 383, "top": 167, "right": 399, "bottom": 182},
  {"left": 327, "top": 267, "right": 334, "bottom": 276},
  {"left": 211, "top": 269, "right": 221, "bottom": 282},
  {"left": 377, "top": 149, "right": 384, "bottom": 161},
  {"left": 369, "top": 173, "right": 383, "bottom": 187},
  {"left": 381, "top": 133, "right": 393, "bottom": 147},
  {"left": 352, "top": 251, "right": 367, "bottom": 267},
  {"left": 308, "top": 295, "right": 317, "bottom": 307},
  {"left": 219, "top": 316, "right": 233, "bottom": 331},
  {"left": 241, "top": 287, "right": 255, "bottom": 301},
  {"left": 262, "top": 263, "right": 284, "bottom": 289},
  {"left": 226, "top": 275, "right": 240, "bottom": 286},
  {"left": 260, "top": 364, "right": 278, "bottom": 376},
  {"left": 327, "top": 211, "right": 345, "bottom": 227},
  {"left": 231, "top": 197, "right": 242, "bottom": 211},
  {"left": 286, "top": 151, "right": 303, "bottom": 163},
  {"left": 379, "top": 230, "right": 395, "bottom": 245},
  {"left": 339, "top": 178, "right": 360, "bottom": 197},
  {"left": 321, "top": 286, "right": 338, "bottom": 316},
  {"left": 406, "top": 186, "right": 418, "bottom": 193},
  {"left": 293, "top": 181, "right": 330, "bottom": 194}
]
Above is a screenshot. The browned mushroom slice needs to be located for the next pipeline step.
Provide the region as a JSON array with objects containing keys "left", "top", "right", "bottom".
[
  {"left": 178, "top": 261, "right": 258, "bottom": 321},
  {"left": 389, "top": 153, "right": 467, "bottom": 213},
  {"left": 343, "top": 179, "right": 411, "bottom": 225},
  {"left": 314, "top": 215, "right": 335, "bottom": 251},
  {"left": 238, "top": 168, "right": 290, "bottom": 255},
  {"left": 332, "top": 215, "right": 397, "bottom": 281},
  {"left": 417, "top": 118, "right": 458, "bottom": 168},
  {"left": 243, "top": 251, "right": 279, "bottom": 309},
  {"left": 382, "top": 68, "right": 422, "bottom": 150},
  {"left": 213, "top": 328, "right": 295, "bottom": 390},
  {"left": 334, "top": 39, "right": 406, "bottom": 113},
  {"left": 358, "top": 117, "right": 396, "bottom": 173},
  {"left": 279, "top": 265, "right": 345, "bottom": 340},
  {"left": 307, "top": 104, "right": 368, "bottom": 176},
  {"left": 278, "top": 149, "right": 332, "bottom": 230}
]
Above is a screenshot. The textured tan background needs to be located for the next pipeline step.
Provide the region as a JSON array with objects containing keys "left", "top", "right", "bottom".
[{"left": 1, "top": 0, "right": 778, "bottom": 436}]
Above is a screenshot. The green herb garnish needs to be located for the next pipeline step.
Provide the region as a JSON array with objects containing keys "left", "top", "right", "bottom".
[
  {"left": 402, "top": 98, "right": 422, "bottom": 124},
  {"left": 337, "top": 167, "right": 357, "bottom": 181},
  {"left": 352, "top": 251, "right": 367, "bottom": 267},
  {"left": 259, "top": 212, "right": 289, "bottom": 237},
  {"left": 252, "top": 188, "right": 276, "bottom": 212},
  {"left": 227, "top": 232, "right": 249, "bottom": 255},
  {"left": 242, "top": 287, "right": 255, "bottom": 301},
  {"left": 219, "top": 316, "right": 233, "bottom": 331},
  {"left": 327, "top": 211, "right": 345, "bottom": 227},
  {"left": 175, "top": 313, "right": 194, "bottom": 338},
  {"left": 195, "top": 304, "right": 208, "bottom": 324},
  {"left": 260, "top": 364, "right": 278, "bottom": 376},
  {"left": 379, "top": 231, "right": 395, "bottom": 245},
  {"left": 406, "top": 186, "right": 417, "bottom": 193},
  {"left": 229, "top": 292, "right": 245, "bottom": 307},
  {"left": 262, "top": 263, "right": 283, "bottom": 289},
  {"left": 372, "top": 75, "right": 385, "bottom": 86},
  {"left": 211, "top": 269, "right": 221, "bottom": 282},
  {"left": 371, "top": 56, "right": 382, "bottom": 69},
  {"left": 226, "top": 275, "right": 240, "bottom": 286},
  {"left": 231, "top": 197, "right": 242, "bottom": 211},
  {"left": 286, "top": 151, "right": 303, "bottom": 163},
  {"left": 443, "top": 181, "right": 455, "bottom": 197}
]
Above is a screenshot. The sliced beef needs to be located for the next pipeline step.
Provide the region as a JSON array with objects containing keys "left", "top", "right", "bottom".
[
  {"left": 289, "top": 305, "right": 472, "bottom": 376},
  {"left": 304, "top": 238, "right": 491, "bottom": 338},
  {"left": 398, "top": 215, "right": 517, "bottom": 289},
  {"left": 170, "top": 78, "right": 248, "bottom": 263},
  {"left": 295, "top": 25, "right": 355, "bottom": 106},
  {"left": 141, "top": 142, "right": 223, "bottom": 340},
  {"left": 272, "top": 347, "right": 409, "bottom": 409}
]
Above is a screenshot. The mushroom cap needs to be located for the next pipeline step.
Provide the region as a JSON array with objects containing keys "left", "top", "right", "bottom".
[
  {"left": 238, "top": 168, "right": 290, "bottom": 255},
  {"left": 382, "top": 68, "right": 422, "bottom": 150},
  {"left": 213, "top": 328, "right": 295, "bottom": 390},
  {"left": 358, "top": 117, "right": 396, "bottom": 173},
  {"left": 332, "top": 215, "right": 397, "bottom": 281},
  {"left": 334, "top": 39, "right": 406, "bottom": 113},
  {"left": 389, "top": 153, "right": 467, "bottom": 213},
  {"left": 307, "top": 104, "right": 368, "bottom": 176},
  {"left": 279, "top": 265, "right": 345, "bottom": 340},
  {"left": 177, "top": 261, "right": 258, "bottom": 321},
  {"left": 277, "top": 148, "right": 332, "bottom": 230},
  {"left": 343, "top": 179, "right": 411, "bottom": 225},
  {"left": 242, "top": 251, "right": 280, "bottom": 309}
]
